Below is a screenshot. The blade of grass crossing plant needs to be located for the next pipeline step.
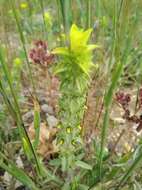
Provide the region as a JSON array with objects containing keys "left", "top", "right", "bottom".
[
  {"left": 0, "top": 47, "right": 41, "bottom": 175},
  {"left": 22, "top": 137, "right": 34, "bottom": 160},
  {"left": 56, "top": 0, "right": 62, "bottom": 36},
  {"left": 0, "top": 152, "right": 39, "bottom": 190},
  {"left": 99, "top": 62, "right": 124, "bottom": 179},
  {"left": 33, "top": 100, "right": 40, "bottom": 150},
  {"left": 94, "top": 0, "right": 101, "bottom": 17},
  {"left": 10, "top": 0, "right": 36, "bottom": 95},
  {"left": 64, "top": 0, "right": 72, "bottom": 33},
  {"left": 108, "top": 0, "right": 118, "bottom": 69},
  {"left": 118, "top": 0, "right": 124, "bottom": 20},
  {"left": 0, "top": 47, "right": 21, "bottom": 119},
  {"left": 0, "top": 81, "right": 17, "bottom": 119},
  {"left": 58, "top": 0, "right": 72, "bottom": 34},
  {"left": 20, "top": 123, "right": 42, "bottom": 176},
  {"left": 86, "top": 0, "right": 91, "bottom": 28},
  {"left": 26, "top": 0, "right": 34, "bottom": 33},
  {"left": 105, "top": 62, "right": 123, "bottom": 107},
  {"left": 38, "top": 0, "right": 47, "bottom": 39},
  {"left": 57, "top": 0, "right": 65, "bottom": 29},
  {"left": 115, "top": 150, "right": 142, "bottom": 190},
  {"left": 75, "top": 0, "right": 84, "bottom": 26},
  {"left": 0, "top": 51, "right": 54, "bottom": 179}
]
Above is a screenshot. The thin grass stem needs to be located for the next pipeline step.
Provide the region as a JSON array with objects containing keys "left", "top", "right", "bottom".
[{"left": 11, "top": 0, "right": 36, "bottom": 96}]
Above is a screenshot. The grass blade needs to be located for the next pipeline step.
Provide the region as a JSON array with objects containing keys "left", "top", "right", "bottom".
[
  {"left": 0, "top": 81, "right": 17, "bottom": 119},
  {"left": 115, "top": 150, "right": 142, "bottom": 190},
  {"left": 58, "top": 0, "right": 72, "bottom": 34},
  {"left": 33, "top": 99, "right": 40, "bottom": 150},
  {"left": 86, "top": 0, "right": 91, "bottom": 28},
  {"left": 99, "top": 62, "right": 124, "bottom": 178},
  {"left": 10, "top": 0, "right": 36, "bottom": 95},
  {"left": 0, "top": 152, "right": 39, "bottom": 190},
  {"left": 0, "top": 47, "right": 41, "bottom": 175},
  {"left": 38, "top": 0, "right": 47, "bottom": 39}
]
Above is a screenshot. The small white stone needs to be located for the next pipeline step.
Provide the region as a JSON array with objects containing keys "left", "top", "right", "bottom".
[
  {"left": 41, "top": 104, "right": 53, "bottom": 114},
  {"left": 46, "top": 115, "right": 58, "bottom": 128},
  {"left": 16, "top": 156, "right": 24, "bottom": 168}
]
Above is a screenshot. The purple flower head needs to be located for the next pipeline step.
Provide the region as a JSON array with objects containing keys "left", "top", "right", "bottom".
[{"left": 29, "top": 40, "right": 54, "bottom": 67}]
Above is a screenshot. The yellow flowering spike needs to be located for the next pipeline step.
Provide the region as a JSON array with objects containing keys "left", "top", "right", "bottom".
[{"left": 20, "top": 2, "right": 28, "bottom": 9}]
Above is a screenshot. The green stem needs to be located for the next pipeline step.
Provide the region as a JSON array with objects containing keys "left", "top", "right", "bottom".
[
  {"left": 99, "top": 62, "right": 124, "bottom": 179},
  {"left": 58, "top": 0, "right": 72, "bottom": 34},
  {"left": 86, "top": 0, "right": 91, "bottom": 28},
  {"left": 11, "top": 0, "right": 36, "bottom": 96},
  {"left": 0, "top": 48, "right": 41, "bottom": 175},
  {"left": 0, "top": 81, "right": 17, "bottom": 119},
  {"left": 38, "top": 0, "right": 47, "bottom": 39},
  {"left": 115, "top": 150, "right": 142, "bottom": 190}
]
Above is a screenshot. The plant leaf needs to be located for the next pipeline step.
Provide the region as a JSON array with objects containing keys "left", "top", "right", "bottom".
[
  {"left": 75, "top": 160, "right": 92, "bottom": 170},
  {"left": 0, "top": 152, "right": 39, "bottom": 190}
]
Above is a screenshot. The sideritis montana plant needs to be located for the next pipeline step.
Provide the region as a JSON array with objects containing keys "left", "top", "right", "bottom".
[{"left": 53, "top": 24, "right": 98, "bottom": 172}]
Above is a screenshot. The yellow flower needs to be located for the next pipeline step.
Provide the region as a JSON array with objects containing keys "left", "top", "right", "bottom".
[
  {"left": 71, "top": 140, "right": 76, "bottom": 146},
  {"left": 59, "top": 139, "right": 64, "bottom": 145},
  {"left": 13, "top": 58, "right": 22, "bottom": 66},
  {"left": 77, "top": 125, "right": 82, "bottom": 130},
  {"left": 20, "top": 2, "right": 28, "bottom": 9},
  {"left": 57, "top": 124, "right": 62, "bottom": 128}
]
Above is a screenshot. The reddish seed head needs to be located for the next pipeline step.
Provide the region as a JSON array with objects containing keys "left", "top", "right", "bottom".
[
  {"left": 123, "top": 109, "right": 130, "bottom": 119},
  {"left": 116, "top": 89, "right": 142, "bottom": 133},
  {"left": 34, "top": 40, "right": 47, "bottom": 50},
  {"left": 29, "top": 40, "right": 54, "bottom": 66},
  {"left": 139, "top": 88, "right": 142, "bottom": 107},
  {"left": 125, "top": 94, "right": 131, "bottom": 102},
  {"left": 139, "top": 88, "right": 142, "bottom": 96},
  {"left": 115, "top": 91, "right": 131, "bottom": 109}
]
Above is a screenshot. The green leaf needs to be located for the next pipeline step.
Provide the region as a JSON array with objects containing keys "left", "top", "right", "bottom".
[
  {"left": 115, "top": 150, "right": 142, "bottom": 190},
  {"left": 52, "top": 47, "right": 69, "bottom": 55},
  {"left": 49, "top": 158, "right": 61, "bottom": 167},
  {"left": 78, "top": 184, "right": 89, "bottom": 190},
  {"left": 62, "top": 182, "right": 71, "bottom": 190},
  {"left": 75, "top": 160, "right": 92, "bottom": 170},
  {"left": 0, "top": 152, "right": 39, "bottom": 190},
  {"left": 61, "top": 156, "right": 67, "bottom": 172},
  {"left": 22, "top": 137, "right": 33, "bottom": 160},
  {"left": 33, "top": 100, "right": 40, "bottom": 150},
  {"left": 99, "top": 61, "right": 124, "bottom": 178}
]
